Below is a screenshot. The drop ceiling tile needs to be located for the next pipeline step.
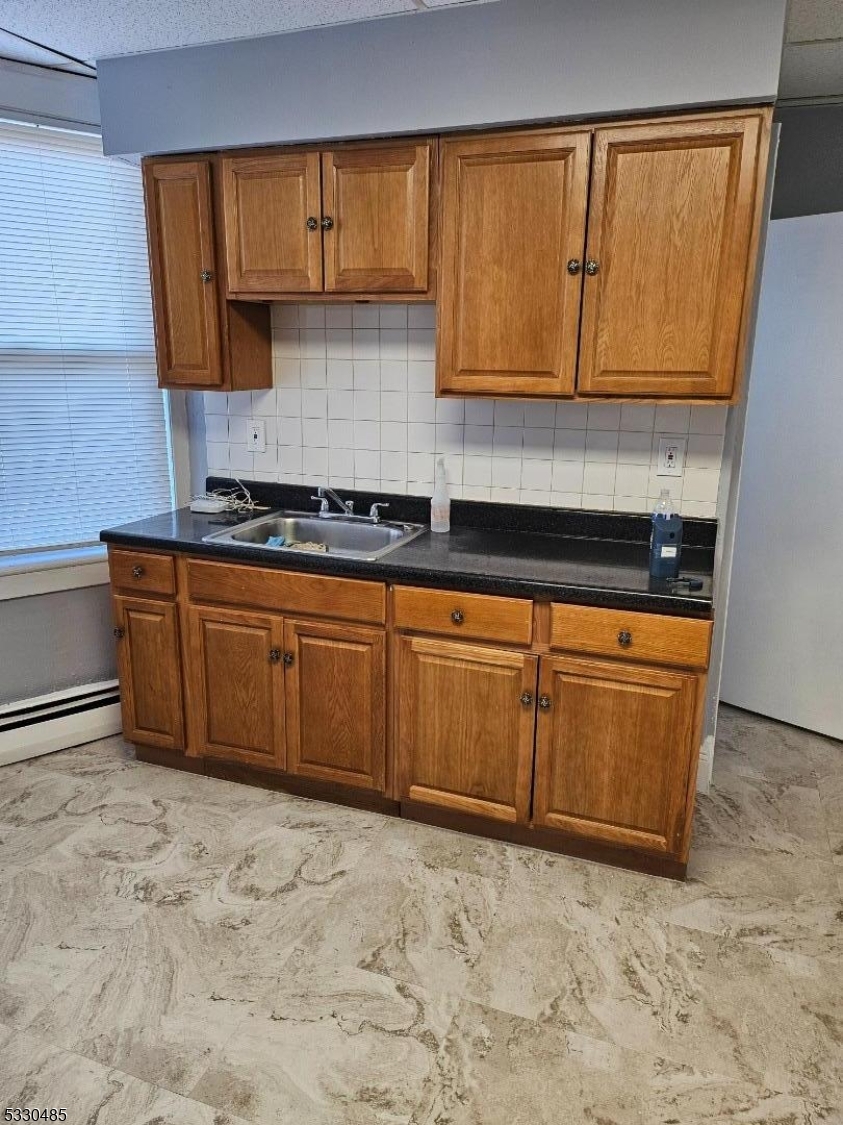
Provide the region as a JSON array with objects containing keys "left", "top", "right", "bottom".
[
  {"left": 786, "top": 0, "right": 843, "bottom": 43},
  {"left": 779, "top": 40, "right": 843, "bottom": 100}
]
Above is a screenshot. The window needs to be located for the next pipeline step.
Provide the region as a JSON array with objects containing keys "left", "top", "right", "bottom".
[{"left": 0, "top": 120, "right": 174, "bottom": 555}]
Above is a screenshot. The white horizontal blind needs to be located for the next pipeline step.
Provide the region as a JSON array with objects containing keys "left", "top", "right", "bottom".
[{"left": 0, "top": 120, "right": 174, "bottom": 553}]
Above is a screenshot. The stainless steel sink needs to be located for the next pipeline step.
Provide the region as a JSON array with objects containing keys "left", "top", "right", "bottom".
[{"left": 202, "top": 509, "right": 427, "bottom": 561}]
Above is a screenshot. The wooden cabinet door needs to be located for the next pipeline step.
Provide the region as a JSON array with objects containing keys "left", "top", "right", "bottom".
[
  {"left": 187, "top": 605, "right": 285, "bottom": 767},
  {"left": 143, "top": 160, "right": 222, "bottom": 387},
  {"left": 221, "top": 152, "right": 323, "bottom": 294},
  {"left": 578, "top": 113, "right": 767, "bottom": 398},
  {"left": 437, "top": 129, "right": 590, "bottom": 397},
  {"left": 113, "top": 595, "right": 184, "bottom": 751},
  {"left": 397, "top": 636, "right": 538, "bottom": 823},
  {"left": 284, "top": 619, "right": 386, "bottom": 790},
  {"left": 533, "top": 655, "right": 701, "bottom": 854},
  {"left": 322, "top": 142, "right": 432, "bottom": 293}
]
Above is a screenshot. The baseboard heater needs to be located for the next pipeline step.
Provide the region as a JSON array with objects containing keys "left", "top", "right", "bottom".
[{"left": 0, "top": 679, "right": 122, "bottom": 767}]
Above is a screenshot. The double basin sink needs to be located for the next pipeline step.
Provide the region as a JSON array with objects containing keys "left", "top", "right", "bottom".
[{"left": 203, "top": 509, "right": 427, "bottom": 561}]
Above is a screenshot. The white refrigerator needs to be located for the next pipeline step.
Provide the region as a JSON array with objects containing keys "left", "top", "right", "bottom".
[{"left": 721, "top": 211, "right": 843, "bottom": 740}]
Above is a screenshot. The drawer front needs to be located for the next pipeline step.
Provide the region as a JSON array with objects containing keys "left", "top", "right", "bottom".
[
  {"left": 187, "top": 558, "right": 386, "bottom": 625},
  {"left": 550, "top": 603, "right": 711, "bottom": 670},
  {"left": 109, "top": 549, "right": 176, "bottom": 597},
  {"left": 393, "top": 585, "right": 533, "bottom": 645}
]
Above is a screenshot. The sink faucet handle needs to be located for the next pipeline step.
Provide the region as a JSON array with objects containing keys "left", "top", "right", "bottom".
[
  {"left": 311, "top": 494, "right": 330, "bottom": 514},
  {"left": 369, "top": 502, "right": 390, "bottom": 523}
]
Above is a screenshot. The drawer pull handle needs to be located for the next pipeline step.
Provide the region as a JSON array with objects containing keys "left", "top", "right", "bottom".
[
  {"left": 131, "top": 565, "right": 145, "bottom": 579},
  {"left": 520, "top": 691, "right": 534, "bottom": 707},
  {"left": 451, "top": 609, "right": 464, "bottom": 625},
  {"left": 269, "top": 648, "right": 282, "bottom": 663},
  {"left": 283, "top": 652, "right": 295, "bottom": 667},
  {"left": 113, "top": 627, "right": 125, "bottom": 639},
  {"left": 617, "top": 630, "right": 632, "bottom": 648},
  {"left": 538, "top": 694, "right": 552, "bottom": 710}
]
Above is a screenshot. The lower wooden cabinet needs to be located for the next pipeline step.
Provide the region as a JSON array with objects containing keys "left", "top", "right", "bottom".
[
  {"left": 533, "top": 654, "right": 700, "bottom": 853},
  {"left": 187, "top": 605, "right": 286, "bottom": 767},
  {"left": 396, "top": 635, "right": 538, "bottom": 823},
  {"left": 113, "top": 595, "right": 184, "bottom": 752},
  {"left": 284, "top": 618, "right": 386, "bottom": 790}
]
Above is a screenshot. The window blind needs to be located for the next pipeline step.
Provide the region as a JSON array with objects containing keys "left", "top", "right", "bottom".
[{"left": 0, "top": 120, "right": 174, "bottom": 554}]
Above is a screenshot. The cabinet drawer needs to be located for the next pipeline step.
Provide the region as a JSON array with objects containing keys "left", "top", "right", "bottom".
[
  {"left": 393, "top": 585, "right": 533, "bottom": 645},
  {"left": 109, "top": 549, "right": 175, "bottom": 597},
  {"left": 550, "top": 603, "right": 711, "bottom": 670},
  {"left": 186, "top": 558, "right": 386, "bottom": 624}
]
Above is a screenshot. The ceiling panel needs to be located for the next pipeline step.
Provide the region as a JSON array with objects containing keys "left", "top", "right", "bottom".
[
  {"left": 0, "top": 0, "right": 426, "bottom": 64},
  {"left": 786, "top": 0, "right": 843, "bottom": 43},
  {"left": 779, "top": 39, "right": 843, "bottom": 100}
]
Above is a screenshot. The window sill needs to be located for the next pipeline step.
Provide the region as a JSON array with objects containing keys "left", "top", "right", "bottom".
[{"left": 0, "top": 545, "right": 109, "bottom": 601}]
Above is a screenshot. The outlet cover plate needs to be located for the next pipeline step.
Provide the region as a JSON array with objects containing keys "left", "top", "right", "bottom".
[
  {"left": 247, "top": 418, "right": 266, "bottom": 454},
  {"left": 657, "top": 437, "right": 686, "bottom": 477}
]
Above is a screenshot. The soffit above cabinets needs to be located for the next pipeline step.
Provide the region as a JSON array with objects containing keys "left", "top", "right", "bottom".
[{"left": 0, "top": 0, "right": 498, "bottom": 66}]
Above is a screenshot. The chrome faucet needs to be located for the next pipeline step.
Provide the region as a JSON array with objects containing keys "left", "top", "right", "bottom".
[{"left": 311, "top": 486, "right": 354, "bottom": 518}]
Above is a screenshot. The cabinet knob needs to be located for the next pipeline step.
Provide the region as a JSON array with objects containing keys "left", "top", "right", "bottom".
[
  {"left": 538, "top": 694, "right": 552, "bottom": 710},
  {"left": 283, "top": 652, "right": 295, "bottom": 667},
  {"left": 269, "top": 648, "right": 282, "bottom": 663},
  {"left": 306, "top": 216, "right": 318, "bottom": 231},
  {"left": 451, "top": 609, "right": 464, "bottom": 625},
  {"left": 131, "top": 565, "right": 145, "bottom": 579},
  {"left": 566, "top": 258, "right": 581, "bottom": 275},
  {"left": 321, "top": 216, "right": 334, "bottom": 231},
  {"left": 113, "top": 627, "right": 125, "bottom": 639},
  {"left": 201, "top": 269, "right": 213, "bottom": 283},
  {"left": 617, "top": 630, "right": 632, "bottom": 648},
  {"left": 520, "top": 691, "right": 534, "bottom": 707},
  {"left": 585, "top": 259, "right": 599, "bottom": 276}
]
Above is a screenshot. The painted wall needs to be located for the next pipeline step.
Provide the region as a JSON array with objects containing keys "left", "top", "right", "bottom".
[
  {"left": 0, "top": 586, "right": 115, "bottom": 706},
  {"left": 97, "top": 0, "right": 786, "bottom": 156}
]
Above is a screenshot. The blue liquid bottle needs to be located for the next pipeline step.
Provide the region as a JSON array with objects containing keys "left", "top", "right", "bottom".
[{"left": 649, "top": 489, "right": 683, "bottom": 580}]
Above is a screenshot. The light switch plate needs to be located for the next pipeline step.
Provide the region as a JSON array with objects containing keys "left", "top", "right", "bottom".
[
  {"left": 246, "top": 418, "right": 266, "bottom": 453},
  {"left": 657, "top": 437, "right": 686, "bottom": 477}
]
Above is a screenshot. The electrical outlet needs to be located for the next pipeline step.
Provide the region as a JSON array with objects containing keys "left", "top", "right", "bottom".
[
  {"left": 246, "top": 418, "right": 266, "bottom": 453},
  {"left": 657, "top": 437, "right": 686, "bottom": 477}
]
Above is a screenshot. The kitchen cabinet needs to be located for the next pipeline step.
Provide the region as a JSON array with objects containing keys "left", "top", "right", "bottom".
[
  {"left": 221, "top": 152, "right": 323, "bottom": 294},
  {"left": 112, "top": 595, "right": 184, "bottom": 752},
  {"left": 533, "top": 655, "right": 701, "bottom": 854},
  {"left": 284, "top": 618, "right": 386, "bottom": 790},
  {"left": 142, "top": 157, "right": 272, "bottom": 391},
  {"left": 577, "top": 115, "right": 766, "bottom": 398},
  {"left": 437, "top": 129, "right": 590, "bottom": 397},
  {"left": 186, "top": 605, "right": 286, "bottom": 767},
  {"left": 437, "top": 109, "right": 770, "bottom": 402},
  {"left": 107, "top": 547, "right": 714, "bottom": 876},
  {"left": 396, "top": 635, "right": 538, "bottom": 823},
  {"left": 221, "top": 141, "right": 436, "bottom": 299}
]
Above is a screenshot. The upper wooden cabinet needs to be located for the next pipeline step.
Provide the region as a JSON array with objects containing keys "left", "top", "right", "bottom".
[
  {"left": 142, "top": 157, "right": 272, "bottom": 391},
  {"left": 143, "top": 160, "right": 221, "bottom": 387},
  {"left": 437, "top": 130, "right": 590, "bottom": 397},
  {"left": 578, "top": 115, "right": 766, "bottom": 398},
  {"left": 221, "top": 152, "right": 323, "bottom": 294},
  {"left": 436, "top": 109, "right": 770, "bottom": 402},
  {"left": 322, "top": 143, "right": 432, "bottom": 293},
  {"left": 220, "top": 141, "right": 436, "bottom": 299}
]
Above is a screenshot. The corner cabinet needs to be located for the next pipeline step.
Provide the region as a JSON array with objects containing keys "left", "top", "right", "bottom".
[
  {"left": 220, "top": 140, "right": 436, "bottom": 300},
  {"left": 142, "top": 158, "right": 272, "bottom": 391},
  {"left": 437, "top": 108, "right": 771, "bottom": 402}
]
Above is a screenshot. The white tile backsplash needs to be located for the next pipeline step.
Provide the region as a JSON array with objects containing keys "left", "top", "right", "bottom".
[{"left": 204, "top": 303, "right": 727, "bottom": 517}]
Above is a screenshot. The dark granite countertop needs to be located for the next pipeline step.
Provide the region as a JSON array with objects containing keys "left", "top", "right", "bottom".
[{"left": 101, "top": 480, "right": 716, "bottom": 618}]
